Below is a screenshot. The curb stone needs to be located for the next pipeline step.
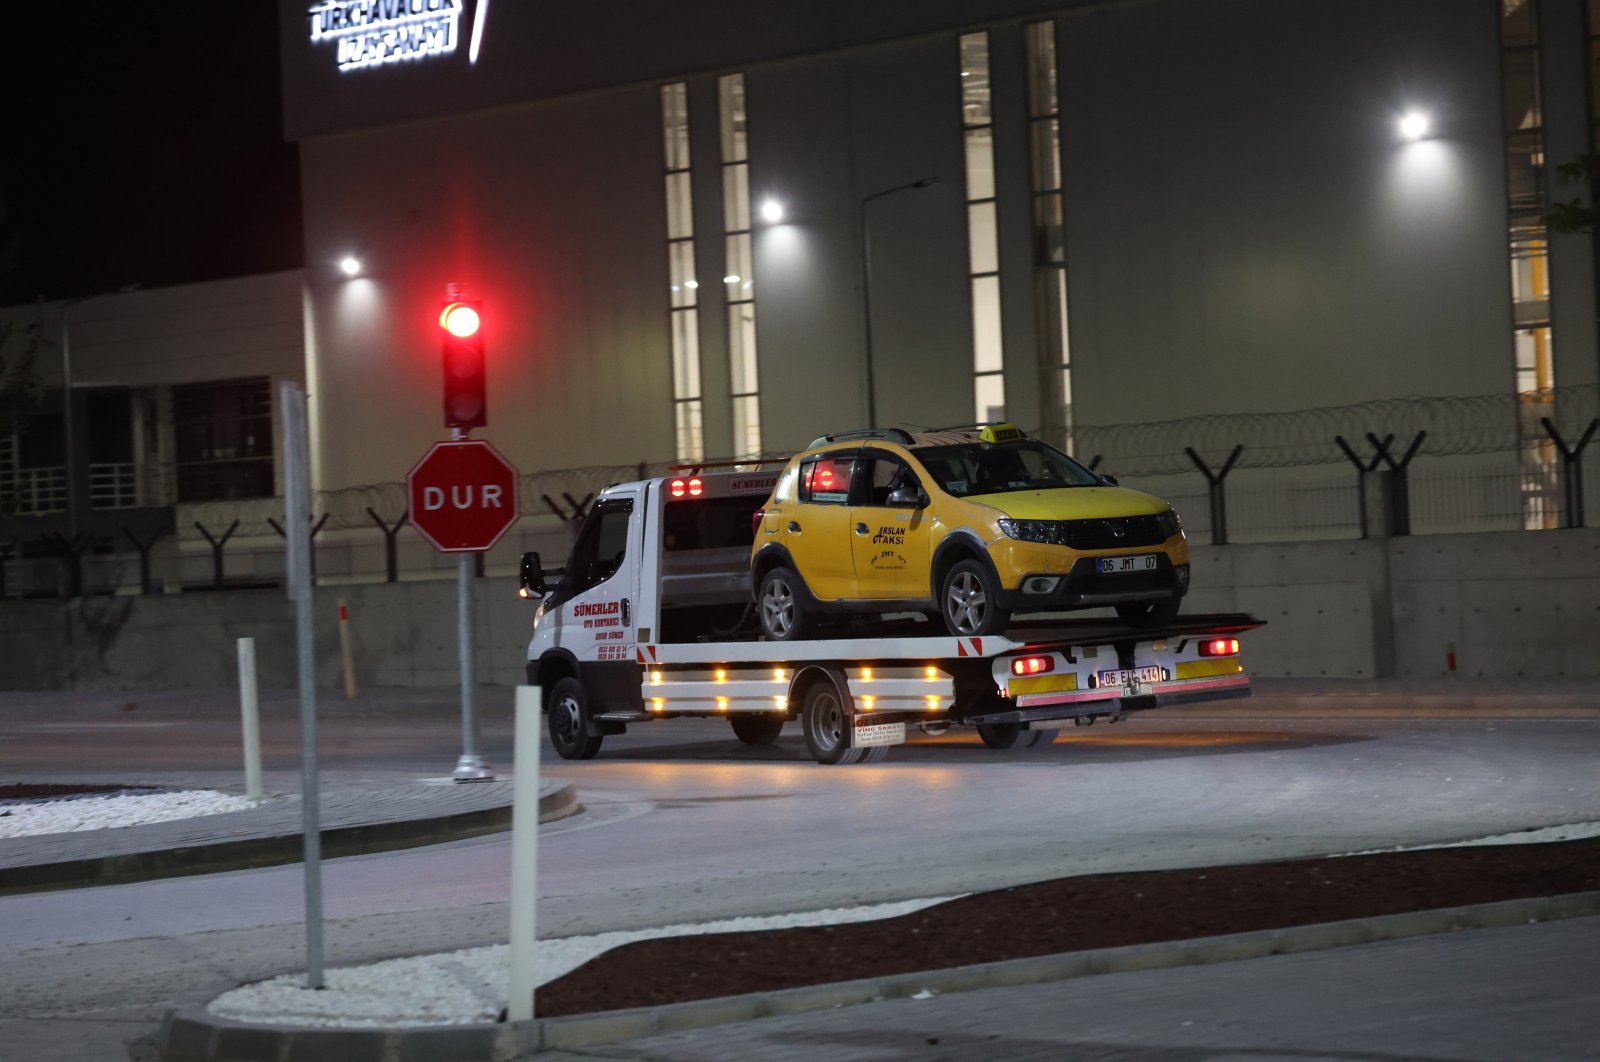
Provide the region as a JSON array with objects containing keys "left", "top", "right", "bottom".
[
  {"left": 156, "top": 889, "right": 1600, "bottom": 1061},
  {"left": 0, "top": 782, "right": 578, "bottom": 896}
]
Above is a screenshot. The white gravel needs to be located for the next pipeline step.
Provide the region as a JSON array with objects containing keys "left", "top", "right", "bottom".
[
  {"left": 207, "top": 897, "right": 959, "bottom": 1028},
  {"left": 0, "top": 788, "right": 260, "bottom": 838}
]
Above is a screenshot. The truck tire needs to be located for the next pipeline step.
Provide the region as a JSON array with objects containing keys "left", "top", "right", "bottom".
[
  {"left": 940, "top": 559, "right": 1011, "bottom": 636},
  {"left": 1024, "top": 727, "right": 1057, "bottom": 747},
  {"left": 730, "top": 714, "right": 785, "bottom": 746},
  {"left": 759, "top": 566, "right": 814, "bottom": 641},
  {"left": 801, "top": 680, "right": 863, "bottom": 765},
  {"left": 1115, "top": 596, "right": 1181, "bottom": 627},
  {"left": 547, "top": 676, "right": 603, "bottom": 760},
  {"left": 976, "top": 721, "right": 1023, "bottom": 749}
]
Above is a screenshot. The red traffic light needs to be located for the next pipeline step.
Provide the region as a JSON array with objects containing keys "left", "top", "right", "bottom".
[
  {"left": 439, "top": 298, "right": 486, "bottom": 430},
  {"left": 440, "top": 302, "right": 481, "bottom": 338}
]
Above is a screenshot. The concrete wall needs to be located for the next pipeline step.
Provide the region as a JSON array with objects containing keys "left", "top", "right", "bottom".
[{"left": 5, "top": 527, "right": 1597, "bottom": 691}]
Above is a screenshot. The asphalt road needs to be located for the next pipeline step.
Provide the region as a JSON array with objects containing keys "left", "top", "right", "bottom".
[{"left": 1, "top": 690, "right": 1597, "bottom": 1060}]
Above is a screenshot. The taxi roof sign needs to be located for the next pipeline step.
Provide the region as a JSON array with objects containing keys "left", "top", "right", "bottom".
[{"left": 979, "top": 423, "right": 1026, "bottom": 444}]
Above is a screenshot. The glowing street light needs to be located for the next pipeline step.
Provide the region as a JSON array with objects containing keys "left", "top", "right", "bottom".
[
  {"left": 1397, "top": 111, "right": 1431, "bottom": 141},
  {"left": 760, "top": 199, "right": 785, "bottom": 223},
  {"left": 339, "top": 255, "right": 363, "bottom": 277}
]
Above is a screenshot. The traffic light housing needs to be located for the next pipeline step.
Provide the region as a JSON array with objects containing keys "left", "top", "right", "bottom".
[{"left": 439, "top": 299, "right": 487, "bottom": 429}]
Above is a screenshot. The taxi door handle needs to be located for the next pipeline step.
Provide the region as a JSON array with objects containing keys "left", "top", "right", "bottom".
[
  {"left": 788, "top": 521, "right": 801, "bottom": 532},
  {"left": 855, "top": 523, "right": 870, "bottom": 534}
]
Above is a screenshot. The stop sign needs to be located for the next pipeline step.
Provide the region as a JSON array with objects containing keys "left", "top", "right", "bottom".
[{"left": 406, "top": 440, "right": 521, "bottom": 552}]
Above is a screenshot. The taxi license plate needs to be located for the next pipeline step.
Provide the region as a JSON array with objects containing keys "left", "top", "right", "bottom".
[
  {"left": 1097, "top": 555, "right": 1159, "bottom": 574},
  {"left": 1097, "top": 666, "right": 1163, "bottom": 692}
]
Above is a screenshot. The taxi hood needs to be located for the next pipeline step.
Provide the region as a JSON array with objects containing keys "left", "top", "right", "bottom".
[{"left": 966, "top": 485, "right": 1171, "bottom": 520}]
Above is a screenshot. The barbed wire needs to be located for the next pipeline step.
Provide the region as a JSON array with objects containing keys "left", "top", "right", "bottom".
[{"left": 175, "top": 387, "right": 1600, "bottom": 540}]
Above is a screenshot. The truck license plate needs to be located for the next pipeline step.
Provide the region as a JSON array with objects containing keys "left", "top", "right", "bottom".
[
  {"left": 1097, "top": 666, "right": 1163, "bottom": 694},
  {"left": 1097, "top": 555, "right": 1159, "bottom": 574},
  {"left": 853, "top": 720, "right": 906, "bottom": 748}
]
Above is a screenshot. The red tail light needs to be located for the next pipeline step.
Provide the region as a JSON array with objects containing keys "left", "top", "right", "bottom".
[
  {"left": 1199, "top": 638, "right": 1240, "bottom": 657},
  {"left": 752, "top": 508, "right": 766, "bottom": 535},
  {"left": 688, "top": 477, "right": 703, "bottom": 497},
  {"left": 1010, "top": 655, "right": 1055, "bottom": 676},
  {"left": 669, "top": 478, "right": 686, "bottom": 498}
]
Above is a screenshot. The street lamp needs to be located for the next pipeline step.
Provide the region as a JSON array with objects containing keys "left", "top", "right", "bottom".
[{"left": 859, "top": 176, "right": 941, "bottom": 427}]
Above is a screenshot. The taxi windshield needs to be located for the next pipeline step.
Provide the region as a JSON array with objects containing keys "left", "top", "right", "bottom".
[{"left": 913, "top": 440, "right": 1101, "bottom": 497}]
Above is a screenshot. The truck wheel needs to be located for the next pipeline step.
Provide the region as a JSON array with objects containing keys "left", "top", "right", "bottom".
[
  {"left": 940, "top": 560, "right": 1011, "bottom": 636},
  {"left": 861, "top": 744, "right": 891, "bottom": 763},
  {"left": 1115, "top": 597, "right": 1181, "bottom": 627},
  {"left": 976, "top": 722, "right": 1023, "bottom": 749},
  {"left": 730, "top": 714, "right": 785, "bottom": 746},
  {"left": 547, "top": 676, "right": 603, "bottom": 760},
  {"left": 801, "top": 681, "right": 862, "bottom": 764},
  {"left": 759, "top": 567, "right": 814, "bottom": 641},
  {"left": 1024, "top": 728, "right": 1057, "bottom": 748}
]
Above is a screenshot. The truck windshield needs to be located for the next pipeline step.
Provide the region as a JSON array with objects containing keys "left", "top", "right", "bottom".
[
  {"left": 913, "top": 440, "right": 1100, "bottom": 497},
  {"left": 663, "top": 496, "right": 760, "bottom": 551}
]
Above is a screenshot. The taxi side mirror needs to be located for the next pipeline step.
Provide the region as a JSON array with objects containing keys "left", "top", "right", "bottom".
[
  {"left": 887, "top": 486, "right": 927, "bottom": 509},
  {"left": 1097, "top": 473, "right": 1119, "bottom": 487},
  {"left": 518, "top": 551, "right": 547, "bottom": 600}
]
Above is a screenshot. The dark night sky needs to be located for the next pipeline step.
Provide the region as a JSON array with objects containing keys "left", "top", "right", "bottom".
[{"left": 0, "top": 2, "right": 303, "bottom": 306}]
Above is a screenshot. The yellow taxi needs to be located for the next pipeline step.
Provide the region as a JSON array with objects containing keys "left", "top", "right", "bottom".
[{"left": 751, "top": 424, "right": 1188, "bottom": 639}]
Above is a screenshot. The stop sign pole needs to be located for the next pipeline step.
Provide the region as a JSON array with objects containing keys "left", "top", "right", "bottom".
[{"left": 407, "top": 434, "right": 520, "bottom": 782}]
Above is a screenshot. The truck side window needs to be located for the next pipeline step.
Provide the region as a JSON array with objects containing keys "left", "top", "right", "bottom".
[{"left": 561, "top": 500, "right": 633, "bottom": 600}]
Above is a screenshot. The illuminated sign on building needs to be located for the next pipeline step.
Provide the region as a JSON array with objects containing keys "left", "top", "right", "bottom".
[{"left": 308, "top": 0, "right": 469, "bottom": 73}]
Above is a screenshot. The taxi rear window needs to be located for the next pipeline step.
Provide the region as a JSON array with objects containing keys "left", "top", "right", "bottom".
[{"left": 800, "top": 457, "right": 853, "bottom": 504}]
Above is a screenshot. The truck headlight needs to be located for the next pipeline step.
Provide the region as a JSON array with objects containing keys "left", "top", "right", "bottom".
[{"left": 997, "top": 518, "right": 1056, "bottom": 543}]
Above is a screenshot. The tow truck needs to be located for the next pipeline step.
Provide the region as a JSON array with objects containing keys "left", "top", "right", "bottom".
[{"left": 520, "top": 469, "right": 1260, "bottom": 764}]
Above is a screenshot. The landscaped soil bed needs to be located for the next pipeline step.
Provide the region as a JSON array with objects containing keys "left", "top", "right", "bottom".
[{"left": 535, "top": 838, "right": 1600, "bottom": 1018}]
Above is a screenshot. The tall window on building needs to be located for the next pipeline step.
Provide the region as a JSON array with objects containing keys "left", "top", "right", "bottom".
[
  {"left": 961, "top": 32, "right": 1005, "bottom": 423},
  {"left": 719, "top": 73, "right": 763, "bottom": 459},
  {"left": 1500, "top": 0, "right": 1558, "bottom": 528},
  {"left": 172, "top": 377, "right": 273, "bottom": 502},
  {"left": 1026, "top": 20, "right": 1072, "bottom": 451},
  {"left": 662, "top": 82, "right": 704, "bottom": 462}
]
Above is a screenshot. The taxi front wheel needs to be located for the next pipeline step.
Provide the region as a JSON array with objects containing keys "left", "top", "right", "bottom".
[
  {"left": 940, "top": 559, "right": 1012, "bottom": 637},
  {"left": 759, "top": 566, "right": 814, "bottom": 641}
]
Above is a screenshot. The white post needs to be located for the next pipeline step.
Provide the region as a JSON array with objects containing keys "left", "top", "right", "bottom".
[
  {"left": 507, "top": 685, "right": 542, "bottom": 1023},
  {"left": 337, "top": 598, "right": 357, "bottom": 700},
  {"left": 237, "top": 637, "right": 262, "bottom": 801}
]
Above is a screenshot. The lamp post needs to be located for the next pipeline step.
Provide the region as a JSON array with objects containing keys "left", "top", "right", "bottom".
[{"left": 859, "top": 176, "right": 941, "bottom": 427}]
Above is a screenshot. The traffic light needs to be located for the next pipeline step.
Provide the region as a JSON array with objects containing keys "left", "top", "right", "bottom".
[{"left": 439, "top": 299, "right": 487, "bottom": 429}]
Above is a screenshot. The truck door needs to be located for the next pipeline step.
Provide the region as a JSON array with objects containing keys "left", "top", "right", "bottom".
[
  {"left": 551, "top": 493, "right": 638, "bottom": 680},
  {"left": 850, "top": 449, "right": 933, "bottom": 601}
]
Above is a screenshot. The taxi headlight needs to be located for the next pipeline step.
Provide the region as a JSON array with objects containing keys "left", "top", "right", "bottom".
[
  {"left": 1156, "top": 508, "right": 1182, "bottom": 538},
  {"left": 997, "top": 518, "right": 1056, "bottom": 543}
]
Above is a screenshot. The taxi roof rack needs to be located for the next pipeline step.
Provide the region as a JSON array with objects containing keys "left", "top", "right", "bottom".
[
  {"left": 806, "top": 427, "right": 915, "bottom": 448},
  {"left": 925, "top": 421, "right": 1029, "bottom": 436}
]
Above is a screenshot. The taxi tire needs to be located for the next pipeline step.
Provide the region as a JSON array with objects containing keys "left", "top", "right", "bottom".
[
  {"left": 759, "top": 566, "right": 814, "bottom": 641},
  {"left": 730, "top": 714, "right": 785, "bottom": 746},
  {"left": 1115, "top": 596, "right": 1181, "bottom": 628},
  {"left": 801, "top": 680, "right": 862, "bottom": 765},
  {"left": 940, "top": 559, "right": 1012, "bottom": 637},
  {"left": 547, "top": 676, "right": 603, "bottom": 760}
]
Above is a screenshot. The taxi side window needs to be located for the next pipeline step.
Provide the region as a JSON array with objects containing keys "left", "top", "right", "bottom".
[
  {"left": 799, "top": 457, "right": 854, "bottom": 505},
  {"left": 857, "top": 455, "right": 917, "bottom": 506}
]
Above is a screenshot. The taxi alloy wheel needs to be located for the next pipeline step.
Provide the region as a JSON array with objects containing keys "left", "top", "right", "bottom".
[
  {"left": 759, "top": 567, "right": 812, "bottom": 641},
  {"left": 941, "top": 559, "right": 1012, "bottom": 637}
]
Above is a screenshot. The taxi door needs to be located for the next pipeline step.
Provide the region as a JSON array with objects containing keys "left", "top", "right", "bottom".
[
  {"left": 783, "top": 453, "right": 858, "bottom": 600},
  {"left": 849, "top": 450, "right": 933, "bottom": 602}
]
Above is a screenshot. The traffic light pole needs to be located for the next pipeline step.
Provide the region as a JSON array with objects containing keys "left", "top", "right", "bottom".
[{"left": 452, "top": 427, "right": 493, "bottom": 782}]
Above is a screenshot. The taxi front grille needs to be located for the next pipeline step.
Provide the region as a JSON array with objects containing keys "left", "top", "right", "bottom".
[{"left": 1055, "top": 515, "right": 1169, "bottom": 550}]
